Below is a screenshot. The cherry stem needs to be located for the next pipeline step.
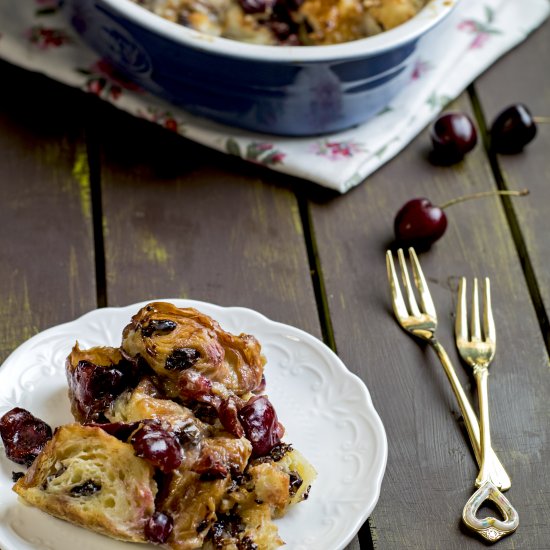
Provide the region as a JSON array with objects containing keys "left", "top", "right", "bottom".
[
  {"left": 439, "top": 189, "right": 529, "bottom": 210},
  {"left": 533, "top": 116, "right": 550, "bottom": 124}
]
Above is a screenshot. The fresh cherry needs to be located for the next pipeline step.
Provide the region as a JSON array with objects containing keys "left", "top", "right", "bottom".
[
  {"left": 430, "top": 112, "right": 478, "bottom": 164},
  {"left": 490, "top": 103, "right": 537, "bottom": 154},
  {"left": 394, "top": 189, "right": 529, "bottom": 249},
  {"left": 394, "top": 198, "right": 447, "bottom": 250}
]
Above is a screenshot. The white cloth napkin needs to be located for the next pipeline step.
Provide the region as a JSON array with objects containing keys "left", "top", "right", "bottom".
[{"left": 1, "top": 0, "right": 548, "bottom": 193}]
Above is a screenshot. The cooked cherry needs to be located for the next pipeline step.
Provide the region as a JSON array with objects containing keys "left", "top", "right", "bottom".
[
  {"left": 86, "top": 421, "right": 140, "bottom": 442},
  {"left": 490, "top": 103, "right": 537, "bottom": 154},
  {"left": 141, "top": 319, "right": 177, "bottom": 338},
  {"left": 238, "top": 395, "right": 284, "bottom": 458},
  {"left": 239, "top": 0, "right": 276, "bottom": 14},
  {"left": 430, "top": 112, "right": 477, "bottom": 163},
  {"left": 165, "top": 348, "right": 200, "bottom": 371},
  {"left": 177, "top": 370, "right": 215, "bottom": 405},
  {"left": 145, "top": 511, "right": 174, "bottom": 543},
  {"left": 394, "top": 198, "right": 447, "bottom": 249},
  {"left": 0, "top": 408, "right": 52, "bottom": 466},
  {"left": 131, "top": 422, "right": 183, "bottom": 473},
  {"left": 68, "top": 360, "right": 134, "bottom": 422},
  {"left": 218, "top": 397, "right": 244, "bottom": 438}
]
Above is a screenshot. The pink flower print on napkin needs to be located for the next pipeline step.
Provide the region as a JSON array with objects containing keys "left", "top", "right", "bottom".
[
  {"left": 458, "top": 6, "right": 502, "bottom": 49},
  {"left": 137, "top": 106, "right": 184, "bottom": 133},
  {"left": 77, "top": 59, "right": 143, "bottom": 101},
  {"left": 26, "top": 26, "right": 71, "bottom": 49},
  {"left": 312, "top": 140, "right": 365, "bottom": 161},
  {"left": 411, "top": 59, "right": 432, "bottom": 81}
]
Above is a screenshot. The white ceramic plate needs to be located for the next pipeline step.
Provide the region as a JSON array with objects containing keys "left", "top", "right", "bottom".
[{"left": 0, "top": 299, "right": 387, "bottom": 550}]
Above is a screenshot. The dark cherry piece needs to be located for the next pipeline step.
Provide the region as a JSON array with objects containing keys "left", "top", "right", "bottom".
[
  {"left": 141, "top": 319, "right": 177, "bottom": 338},
  {"left": 490, "top": 103, "right": 537, "bottom": 154},
  {"left": 145, "top": 511, "right": 174, "bottom": 544},
  {"left": 0, "top": 408, "right": 52, "bottom": 466},
  {"left": 68, "top": 359, "right": 135, "bottom": 422},
  {"left": 238, "top": 395, "right": 284, "bottom": 458},
  {"left": 165, "top": 348, "right": 201, "bottom": 371},
  {"left": 86, "top": 421, "right": 140, "bottom": 442},
  {"left": 218, "top": 397, "right": 245, "bottom": 438},
  {"left": 430, "top": 112, "right": 477, "bottom": 163},
  {"left": 394, "top": 198, "right": 448, "bottom": 249},
  {"left": 239, "top": 0, "right": 276, "bottom": 13},
  {"left": 131, "top": 422, "right": 183, "bottom": 473}
]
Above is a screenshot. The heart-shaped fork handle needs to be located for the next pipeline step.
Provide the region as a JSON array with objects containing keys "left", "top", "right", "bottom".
[
  {"left": 462, "top": 480, "right": 519, "bottom": 541},
  {"left": 458, "top": 278, "right": 518, "bottom": 542}
]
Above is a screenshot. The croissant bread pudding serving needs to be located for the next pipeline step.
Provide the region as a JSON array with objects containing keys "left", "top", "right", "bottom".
[{"left": 0, "top": 302, "right": 316, "bottom": 549}]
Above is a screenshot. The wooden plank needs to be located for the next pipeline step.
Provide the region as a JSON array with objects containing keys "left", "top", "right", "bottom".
[
  {"left": 474, "top": 18, "right": 550, "bottom": 348},
  {"left": 0, "top": 60, "right": 96, "bottom": 361},
  {"left": 93, "top": 101, "right": 322, "bottom": 337},
  {"left": 309, "top": 92, "right": 550, "bottom": 548}
]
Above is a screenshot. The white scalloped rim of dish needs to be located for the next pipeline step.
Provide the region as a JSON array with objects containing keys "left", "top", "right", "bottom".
[{"left": 0, "top": 299, "right": 387, "bottom": 550}]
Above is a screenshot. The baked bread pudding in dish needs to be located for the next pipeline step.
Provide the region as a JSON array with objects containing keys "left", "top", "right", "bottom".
[
  {"left": 131, "top": 0, "right": 428, "bottom": 45},
  {"left": 0, "top": 302, "right": 316, "bottom": 549}
]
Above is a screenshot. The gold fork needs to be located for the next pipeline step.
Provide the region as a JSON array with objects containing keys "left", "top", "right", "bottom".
[
  {"left": 385, "top": 248, "right": 511, "bottom": 491},
  {"left": 456, "top": 278, "right": 519, "bottom": 541}
]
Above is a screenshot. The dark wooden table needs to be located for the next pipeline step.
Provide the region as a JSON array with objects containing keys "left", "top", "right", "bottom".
[{"left": 1, "top": 16, "right": 549, "bottom": 550}]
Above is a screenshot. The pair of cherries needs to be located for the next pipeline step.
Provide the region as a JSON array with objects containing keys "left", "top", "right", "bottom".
[
  {"left": 431, "top": 103, "right": 537, "bottom": 163},
  {"left": 395, "top": 104, "right": 537, "bottom": 249}
]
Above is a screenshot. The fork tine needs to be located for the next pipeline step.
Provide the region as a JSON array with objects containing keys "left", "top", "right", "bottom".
[
  {"left": 409, "top": 247, "right": 436, "bottom": 318},
  {"left": 386, "top": 250, "right": 409, "bottom": 321},
  {"left": 483, "top": 277, "right": 496, "bottom": 342},
  {"left": 456, "top": 277, "right": 468, "bottom": 342},
  {"left": 397, "top": 248, "right": 422, "bottom": 318},
  {"left": 471, "top": 278, "right": 481, "bottom": 342}
]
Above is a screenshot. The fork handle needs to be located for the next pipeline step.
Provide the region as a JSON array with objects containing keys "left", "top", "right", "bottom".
[
  {"left": 430, "top": 339, "right": 511, "bottom": 491},
  {"left": 475, "top": 366, "right": 494, "bottom": 487}
]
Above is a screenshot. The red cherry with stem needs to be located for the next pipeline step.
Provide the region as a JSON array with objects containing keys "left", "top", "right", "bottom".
[
  {"left": 430, "top": 112, "right": 478, "bottom": 164},
  {"left": 394, "top": 189, "right": 529, "bottom": 249},
  {"left": 394, "top": 198, "right": 447, "bottom": 250},
  {"left": 490, "top": 103, "right": 539, "bottom": 154}
]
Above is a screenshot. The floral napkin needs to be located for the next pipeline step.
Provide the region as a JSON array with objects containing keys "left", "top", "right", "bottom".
[{"left": 0, "top": 0, "right": 548, "bottom": 192}]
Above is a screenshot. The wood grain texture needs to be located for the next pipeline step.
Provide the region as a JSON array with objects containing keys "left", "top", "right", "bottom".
[
  {"left": 473, "top": 18, "right": 550, "bottom": 348},
  {"left": 93, "top": 101, "right": 322, "bottom": 337},
  {"left": 0, "top": 61, "right": 96, "bottom": 361},
  {"left": 308, "top": 92, "right": 550, "bottom": 549}
]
